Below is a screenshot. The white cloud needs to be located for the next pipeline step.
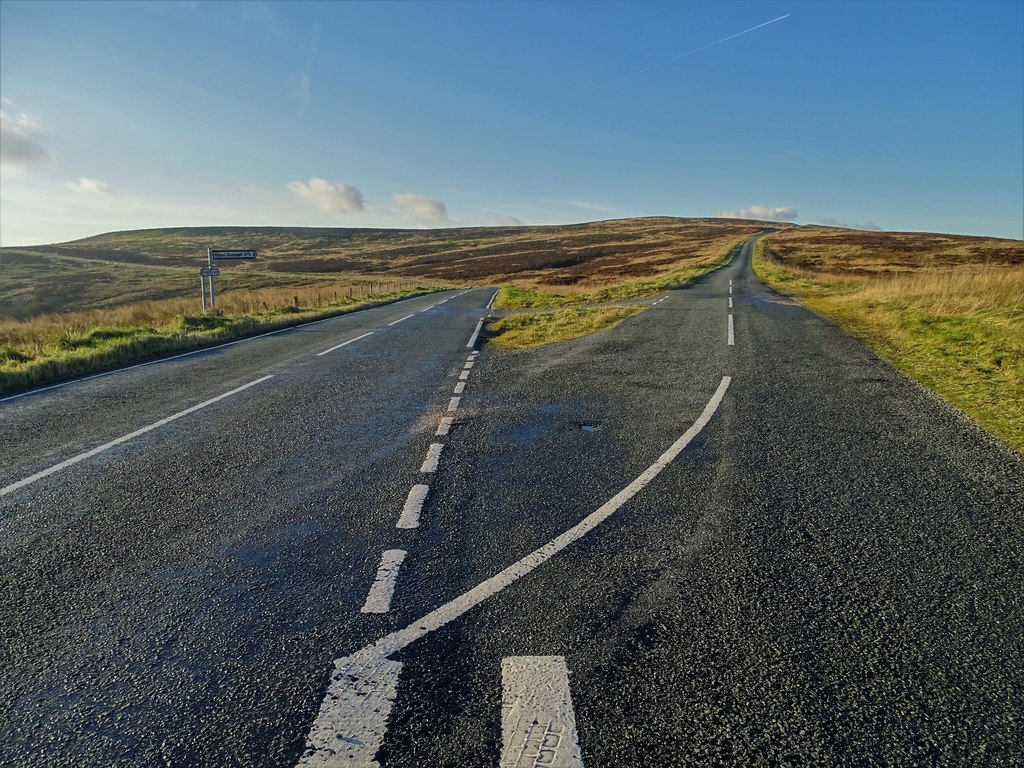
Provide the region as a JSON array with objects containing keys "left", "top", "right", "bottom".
[
  {"left": 287, "top": 177, "right": 365, "bottom": 214},
  {"left": 391, "top": 193, "right": 448, "bottom": 223},
  {"left": 715, "top": 203, "right": 797, "bottom": 222},
  {"left": 820, "top": 217, "right": 882, "bottom": 231},
  {"left": 64, "top": 177, "right": 118, "bottom": 195},
  {"left": 0, "top": 103, "right": 56, "bottom": 169},
  {"left": 489, "top": 210, "right": 523, "bottom": 226},
  {"left": 568, "top": 200, "right": 613, "bottom": 212}
]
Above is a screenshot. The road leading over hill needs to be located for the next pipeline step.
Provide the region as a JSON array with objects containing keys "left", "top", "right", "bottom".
[{"left": 2, "top": 238, "right": 1022, "bottom": 766}]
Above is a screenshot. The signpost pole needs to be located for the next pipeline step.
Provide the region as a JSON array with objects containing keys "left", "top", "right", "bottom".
[{"left": 201, "top": 274, "right": 207, "bottom": 312}]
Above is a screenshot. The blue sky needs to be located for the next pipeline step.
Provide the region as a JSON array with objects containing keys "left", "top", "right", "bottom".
[{"left": 1, "top": 0, "right": 1021, "bottom": 245}]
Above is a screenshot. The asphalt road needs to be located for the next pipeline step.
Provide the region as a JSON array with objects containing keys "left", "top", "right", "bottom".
[{"left": 2, "top": 240, "right": 1022, "bottom": 767}]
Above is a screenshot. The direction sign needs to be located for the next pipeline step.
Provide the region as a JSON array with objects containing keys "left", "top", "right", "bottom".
[
  {"left": 209, "top": 249, "right": 257, "bottom": 260},
  {"left": 200, "top": 266, "right": 221, "bottom": 276}
]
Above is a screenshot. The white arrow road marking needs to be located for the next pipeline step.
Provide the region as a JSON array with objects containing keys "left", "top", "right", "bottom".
[
  {"left": 297, "top": 648, "right": 403, "bottom": 767},
  {"left": 419, "top": 443, "right": 444, "bottom": 473},
  {"left": 1, "top": 375, "right": 274, "bottom": 497},
  {"left": 501, "top": 656, "right": 583, "bottom": 768},
  {"left": 297, "top": 377, "right": 731, "bottom": 765},
  {"left": 317, "top": 332, "right": 374, "bottom": 357},
  {"left": 361, "top": 550, "right": 407, "bottom": 614},
  {"left": 397, "top": 485, "right": 430, "bottom": 529},
  {"left": 728, "top": 314, "right": 735, "bottom": 346}
]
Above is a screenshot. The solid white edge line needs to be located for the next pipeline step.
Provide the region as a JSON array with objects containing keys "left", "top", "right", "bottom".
[
  {"left": 360, "top": 549, "right": 408, "bottom": 613},
  {"left": 1, "top": 375, "right": 274, "bottom": 497},
  {"left": 299, "top": 377, "right": 731, "bottom": 763},
  {"left": 1, "top": 291, "right": 457, "bottom": 404},
  {"left": 500, "top": 656, "right": 583, "bottom": 768},
  {"left": 419, "top": 443, "right": 444, "bottom": 473},
  {"left": 486, "top": 290, "right": 500, "bottom": 310},
  {"left": 466, "top": 318, "right": 484, "bottom": 348},
  {"left": 315, "top": 331, "right": 374, "bottom": 357},
  {"left": 397, "top": 485, "right": 430, "bottom": 529},
  {"left": 728, "top": 314, "right": 735, "bottom": 346}
]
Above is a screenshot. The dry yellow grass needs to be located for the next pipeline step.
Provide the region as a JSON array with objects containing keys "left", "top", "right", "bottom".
[{"left": 755, "top": 231, "right": 1024, "bottom": 453}]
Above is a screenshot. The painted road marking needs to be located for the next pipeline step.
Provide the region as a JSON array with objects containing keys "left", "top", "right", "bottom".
[
  {"left": 419, "top": 306, "right": 434, "bottom": 313},
  {"left": 459, "top": 370, "right": 471, "bottom": 381},
  {"left": 466, "top": 319, "right": 484, "bottom": 348},
  {"left": 397, "top": 485, "right": 430, "bottom": 529},
  {"left": 436, "top": 416, "right": 454, "bottom": 437},
  {"left": 419, "top": 443, "right": 444, "bottom": 473},
  {"left": 361, "top": 550, "right": 407, "bottom": 613},
  {"left": 486, "top": 290, "right": 500, "bottom": 310},
  {"left": 501, "top": 656, "right": 583, "bottom": 768},
  {"left": 729, "top": 296, "right": 733, "bottom": 308},
  {"left": 463, "top": 361, "right": 474, "bottom": 369},
  {"left": 299, "top": 377, "right": 731, "bottom": 761},
  {"left": 729, "top": 279, "right": 732, "bottom": 286},
  {"left": 316, "top": 331, "right": 374, "bottom": 357},
  {"left": 728, "top": 314, "right": 735, "bottom": 346},
  {"left": 387, "top": 313, "right": 416, "bottom": 327},
  {"left": 1, "top": 375, "right": 274, "bottom": 498},
  {"left": 297, "top": 648, "right": 403, "bottom": 767},
  {"left": 447, "top": 396, "right": 462, "bottom": 412},
  {"left": 453, "top": 382, "right": 466, "bottom": 394}
]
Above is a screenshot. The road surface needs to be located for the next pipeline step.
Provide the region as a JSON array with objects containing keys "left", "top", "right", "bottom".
[{"left": 2, "top": 239, "right": 1022, "bottom": 766}]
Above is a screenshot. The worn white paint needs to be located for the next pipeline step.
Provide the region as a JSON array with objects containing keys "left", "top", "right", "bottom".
[
  {"left": 397, "top": 485, "right": 430, "bottom": 529},
  {"left": 360, "top": 550, "right": 407, "bottom": 613},
  {"left": 728, "top": 314, "right": 735, "bottom": 346},
  {"left": 447, "top": 396, "right": 462, "bottom": 412},
  {"left": 1, "top": 375, "right": 274, "bottom": 497},
  {"left": 419, "top": 443, "right": 444, "bottom": 473},
  {"left": 299, "top": 377, "right": 732, "bottom": 762},
  {"left": 453, "top": 382, "right": 466, "bottom": 395},
  {"left": 386, "top": 314, "right": 415, "bottom": 327},
  {"left": 458, "top": 370, "right": 471, "bottom": 381},
  {"left": 317, "top": 332, "right": 374, "bottom": 357},
  {"left": 463, "top": 361, "right": 474, "bottom": 370},
  {"left": 486, "top": 290, "right": 500, "bottom": 310},
  {"left": 729, "top": 296, "right": 733, "bottom": 308},
  {"left": 466, "top": 319, "right": 484, "bottom": 348},
  {"left": 297, "top": 648, "right": 403, "bottom": 767},
  {"left": 435, "top": 416, "right": 454, "bottom": 437},
  {"left": 501, "top": 657, "right": 583, "bottom": 768}
]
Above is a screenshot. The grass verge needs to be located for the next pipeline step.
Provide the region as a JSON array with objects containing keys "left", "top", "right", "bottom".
[
  {"left": 0, "top": 286, "right": 435, "bottom": 396},
  {"left": 753, "top": 239, "right": 1024, "bottom": 454},
  {"left": 487, "top": 306, "right": 645, "bottom": 350}
]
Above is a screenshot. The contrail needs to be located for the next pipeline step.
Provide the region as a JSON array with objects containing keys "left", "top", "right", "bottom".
[{"left": 589, "top": 13, "right": 791, "bottom": 92}]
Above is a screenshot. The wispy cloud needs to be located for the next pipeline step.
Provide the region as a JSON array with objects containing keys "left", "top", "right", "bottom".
[
  {"left": 590, "top": 14, "right": 790, "bottom": 92},
  {"left": 0, "top": 101, "right": 56, "bottom": 170},
  {"left": 293, "top": 22, "right": 321, "bottom": 116},
  {"left": 715, "top": 204, "right": 797, "bottom": 222},
  {"left": 64, "top": 177, "right": 119, "bottom": 195},
  {"left": 392, "top": 193, "right": 449, "bottom": 223},
  {"left": 488, "top": 210, "right": 523, "bottom": 226},
  {"left": 567, "top": 200, "right": 613, "bottom": 212},
  {"left": 287, "top": 177, "right": 366, "bottom": 214},
  {"left": 820, "top": 217, "right": 882, "bottom": 231}
]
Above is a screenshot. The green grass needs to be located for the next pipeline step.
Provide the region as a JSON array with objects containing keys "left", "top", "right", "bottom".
[
  {"left": 487, "top": 305, "right": 645, "bottom": 349},
  {"left": 754, "top": 240, "right": 1024, "bottom": 454}
]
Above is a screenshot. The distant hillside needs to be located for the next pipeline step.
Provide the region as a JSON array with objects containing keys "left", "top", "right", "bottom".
[{"left": 0, "top": 217, "right": 776, "bottom": 319}]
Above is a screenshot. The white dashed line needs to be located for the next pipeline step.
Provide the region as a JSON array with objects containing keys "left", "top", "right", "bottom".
[
  {"left": 1, "top": 375, "right": 274, "bottom": 498},
  {"left": 447, "top": 396, "right": 461, "bottom": 412},
  {"left": 729, "top": 285, "right": 733, "bottom": 294},
  {"left": 453, "top": 382, "right": 466, "bottom": 394},
  {"left": 316, "top": 331, "right": 374, "bottom": 357},
  {"left": 419, "top": 443, "right": 444, "bottom": 473},
  {"left": 297, "top": 648, "right": 403, "bottom": 767},
  {"left": 435, "top": 416, "right": 454, "bottom": 436},
  {"left": 419, "top": 306, "right": 434, "bottom": 313},
  {"left": 728, "top": 314, "right": 735, "bottom": 346},
  {"left": 397, "top": 485, "right": 430, "bottom": 529},
  {"left": 463, "top": 361, "right": 474, "bottom": 370},
  {"left": 458, "top": 370, "right": 471, "bottom": 381},
  {"left": 438, "top": 298, "right": 449, "bottom": 304},
  {"left": 466, "top": 319, "right": 484, "bottom": 348},
  {"left": 729, "top": 296, "right": 733, "bottom": 308},
  {"left": 387, "top": 313, "right": 416, "bottom": 326},
  {"left": 501, "top": 656, "right": 583, "bottom": 768},
  {"left": 729, "top": 279, "right": 732, "bottom": 286},
  {"left": 360, "top": 549, "right": 407, "bottom": 614},
  {"left": 300, "top": 377, "right": 732, "bottom": 760}
]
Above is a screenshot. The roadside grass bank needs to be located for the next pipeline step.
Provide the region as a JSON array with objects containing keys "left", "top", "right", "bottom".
[
  {"left": 754, "top": 237, "right": 1024, "bottom": 453},
  {"left": 487, "top": 306, "right": 645, "bottom": 350},
  {"left": 0, "top": 282, "right": 437, "bottom": 396},
  {"left": 486, "top": 241, "right": 746, "bottom": 348}
]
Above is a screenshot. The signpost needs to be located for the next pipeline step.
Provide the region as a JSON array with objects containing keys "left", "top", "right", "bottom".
[{"left": 200, "top": 248, "right": 256, "bottom": 310}]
